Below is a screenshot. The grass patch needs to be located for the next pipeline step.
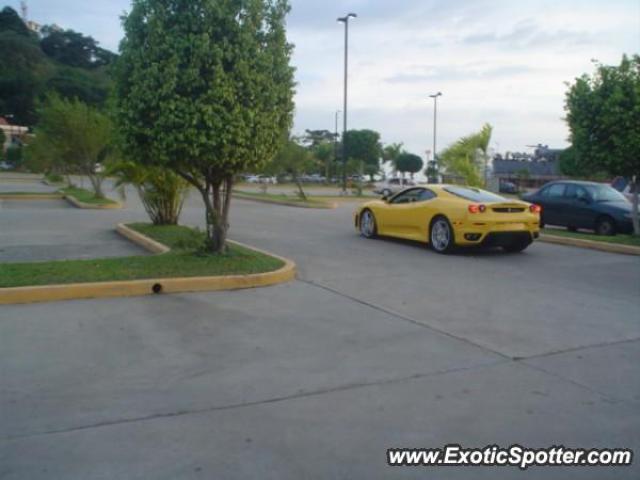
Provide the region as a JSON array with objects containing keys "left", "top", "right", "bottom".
[
  {"left": 44, "top": 173, "right": 65, "bottom": 184},
  {"left": 0, "top": 223, "right": 285, "bottom": 288},
  {"left": 0, "top": 191, "right": 60, "bottom": 196},
  {"left": 233, "top": 190, "right": 336, "bottom": 208},
  {"left": 60, "top": 186, "right": 118, "bottom": 205},
  {"left": 542, "top": 228, "right": 640, "bottom": 247}
]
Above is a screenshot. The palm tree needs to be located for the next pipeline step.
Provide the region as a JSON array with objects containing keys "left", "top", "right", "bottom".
[
  {"left": 109, "top": 161, "right": 189, "bottom": 225},
  {"left": 382, "top": 142, "right": 404, "bottom": 176},
  {"left": 439, "top": 124, "right": 493, "bottom": 187}
]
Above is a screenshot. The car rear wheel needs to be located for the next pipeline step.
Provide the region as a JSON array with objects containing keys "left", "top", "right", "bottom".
[
  {"left": 360, "top": 209, "right": 377, "bottom": 238},
  {"left": 595, "top": 216, "right": 616, "bottom": 236},
  {"left": 430, "top": 216, "right": 454, "bottom": 254},
  {"left": 381, "top": 189, "right": 391, "bottom": 197}
]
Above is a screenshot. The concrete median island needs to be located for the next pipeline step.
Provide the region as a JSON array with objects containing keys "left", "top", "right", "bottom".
[
  {"left": 233, "top": 190, "right": 338, "bottom": 209},
  {"left": 0, "top": 223, "right": 295, "bottom": 304},
  {"left": 0, "top": 186, "right": 121, "bottom": 209}
]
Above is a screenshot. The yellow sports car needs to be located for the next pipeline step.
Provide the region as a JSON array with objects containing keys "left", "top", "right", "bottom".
[{"left": 354, "top": 185, "right": 541, "bottom": 253}]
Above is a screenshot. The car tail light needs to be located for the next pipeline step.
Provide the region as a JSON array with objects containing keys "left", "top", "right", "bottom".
[
  {"left": 468, "top": 204, "right": 486, "bottom": 214},
  {"left": 529, "top": 204, "right": 542, "bottom": 214}
]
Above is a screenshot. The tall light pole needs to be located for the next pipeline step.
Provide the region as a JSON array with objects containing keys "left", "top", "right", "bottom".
[
  {"left": 334, "top": 110, "right": 341, "bottom": 183},
  {"left": 337, "top": 12, "right": 357, "bottom": 194},
  {"left": 428, "top": 92, "right": 442, "bottom": 182}
]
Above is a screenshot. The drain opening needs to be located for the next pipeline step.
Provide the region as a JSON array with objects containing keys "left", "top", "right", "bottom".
[{"left": 152, "top": 283, "right": 163, "bottom": 294}]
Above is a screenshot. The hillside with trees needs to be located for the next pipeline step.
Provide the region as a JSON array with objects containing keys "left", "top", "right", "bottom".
[{"left": 0, "top": 6, "right": 115, "bottom": 126}]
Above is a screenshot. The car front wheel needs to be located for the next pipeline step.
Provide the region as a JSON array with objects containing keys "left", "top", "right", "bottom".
[
  {"left": 360, "top": 209, "right": 378, "bottom": 238},
  {"left": 430, "top": 216, "right": 454, "bottom": 254}
]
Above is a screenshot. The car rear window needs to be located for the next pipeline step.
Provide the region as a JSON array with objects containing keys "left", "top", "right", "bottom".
[{"left": 443, "top": 186, "right": 505, "bottom": 202}]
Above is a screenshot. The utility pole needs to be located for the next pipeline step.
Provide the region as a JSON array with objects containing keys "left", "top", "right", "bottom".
[{"left": 337, "top": 13, "right": 357, "bottom": 194}]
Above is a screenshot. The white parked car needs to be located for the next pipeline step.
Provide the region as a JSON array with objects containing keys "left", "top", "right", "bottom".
[
  {"left": 373, "top": 178, "right": 416, "bottom": 196},
  {"left": 244, "top": 174, "right": 276, "bottom": 184}
]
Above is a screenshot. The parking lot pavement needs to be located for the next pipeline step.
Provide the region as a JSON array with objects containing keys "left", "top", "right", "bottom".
[
  {"left": 0, "top": 178, "right": 59, "bottom": 194},
  {"left": 0, "top": 198, "right": 147, "bottom": 262},
  {"left": 1, "top": 186, "right": 639, "bottom": 479}
]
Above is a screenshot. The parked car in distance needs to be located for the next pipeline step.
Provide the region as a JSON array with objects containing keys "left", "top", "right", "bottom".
[
  {"left": 499, "top": 181, "right": 518, "bottom": 194},
  {"left": 244, "top": 174, "right": 277, "bottom": 184},
  {"left": 522, "top": 180, "right": 635, "bottom": 235},
  {"left": 611, "top": 176, "right": 637, "bottom": 204},
  {"left": 355, "top": 185, "right": 541, "bottom": 253},
  {"left": 373, "top": 178, "right": 416, "bottom": 196}
]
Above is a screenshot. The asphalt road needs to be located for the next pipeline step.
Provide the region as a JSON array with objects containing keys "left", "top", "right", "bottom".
[{"left": 1, "top": 183, "right": 639, "bottom": 479}]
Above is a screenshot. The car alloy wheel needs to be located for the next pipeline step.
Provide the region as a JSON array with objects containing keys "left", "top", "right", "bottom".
[
  {"left": 430, "top": 217, "right": 453, "bottom": 253},
  {"left": 382, "top": 189, "right": 391, "bottom": 197},
  {"left": 360, "top": 210, "right": 377, "bottom": 238}
]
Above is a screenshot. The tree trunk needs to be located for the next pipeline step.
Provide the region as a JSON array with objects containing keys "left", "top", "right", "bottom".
[
  {"left": 293, "top": 174, "right": 307, "bottom": 201},
  {"left": 87, "top": 173, "right": 104, "bottom": 199},
  {"left": 200, "top": 175, "right": 233, "bottom": 253}
]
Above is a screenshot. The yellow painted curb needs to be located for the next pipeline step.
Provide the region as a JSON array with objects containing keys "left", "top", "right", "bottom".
[
  {"left": 63, "top": 193, "right": 122, "bottom": 210},
  {"left": 0, "top": 193, "right": 64, "bottom": 200},
  {"left": 539, "top": 234, "right": 640, "bottom": 256},
  {"left": 116, "top": 223, "right": 170, "bottom": 254},
  {"left": 0, "top": 225, "right": 296, "bottom": 305},
  {"left": 233, "top": 192, "right": 337, "bottom": 209}
]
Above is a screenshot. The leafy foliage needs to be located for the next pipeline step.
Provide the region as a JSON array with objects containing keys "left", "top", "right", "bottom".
[
  {"left": 343, "top": 129, "right": 382, "bottom": 179},
  {"left": 109, "top": 161, "right": 190, "bottom": 225},
  {"left": 0, "top": 8, "right": 114, "bottom": 126},
  {"left": 0, "top": 7, "right": 31, "bottom": 37},
  {"left": 382, "top": 142, "right": 403, "bottom": 173},
  {"left": 395, "top": 152, "right": 423, "bottom": 178},
  {"left": 114, "top": 0, "right": 295, "bottom": 252},
  {"left": 40, "top": 29, "right": 116, "bottom": 69},
  {"left": 439, "top": 123, "right": 493, "bottom": 187},
  {"left": 565, "top": 54, "right": 639, "bottom": 236},
  {"left": 264, "top": 139, "right": 314, "bottom": 199},
  {"left": 27, "top": 94, "right": 112, "bottom": 197}
]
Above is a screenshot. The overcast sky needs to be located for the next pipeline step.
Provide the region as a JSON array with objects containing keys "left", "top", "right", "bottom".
[{"left": 17, "top": 0, "right": 640, "bottom": 157}]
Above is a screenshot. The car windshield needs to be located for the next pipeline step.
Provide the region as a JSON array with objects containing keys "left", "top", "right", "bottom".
[
  {"left": 585, "top": 185, "right": 628, "bottom": 202},
  {"left": 444, "top": 186, "right": 506, "bottom": 203}
]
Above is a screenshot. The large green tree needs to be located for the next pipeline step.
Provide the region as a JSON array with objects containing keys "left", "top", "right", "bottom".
[
  {"left": 115, "top": 0, "right": 295, "bottom": 252},
  {"left": 40, "top": 29, "right": 117, "bottom": 69},
  {"left": 0, "top": 8, "right": 114, "bottom": 126},
  {"left": 395, "top": 152, "right": 423, "bottom": 179},
  {"left": 565, "top": 54, "right": 640, "bottom": 234},
  {"left": 439, "top": 123, "right": 492, "bottom": 187},
  {"left": 27, "top": 95, "right": 112, "bottom": 197},
  {"left": 343, "top": 129, "right": 382, "bottom": 180}
]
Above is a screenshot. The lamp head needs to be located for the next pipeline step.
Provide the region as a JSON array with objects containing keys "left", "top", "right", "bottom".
[{"left": 338, "top": 13, "right": 357, "bottom": 22}]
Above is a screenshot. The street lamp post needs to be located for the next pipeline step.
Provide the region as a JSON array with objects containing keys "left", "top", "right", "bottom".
[
  {"left": 337, "top": 12, "right": 357, "bottom": 194},
  {"left": 428, "top": 92, "right": 442, "bottom": 182},
  {"left": 334, "top": 110, "right": 341, "bottom": 183}
]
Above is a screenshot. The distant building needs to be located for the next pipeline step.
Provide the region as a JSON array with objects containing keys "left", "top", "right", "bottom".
[
  {"left": 0, "top": 117, "right": 29, "bottom": 151},
  {"left": 492, "top": 144, "right": 565, "bottom": 189},
  {"left": 26, "top": 20, "right": 41, "bottom": 34}
]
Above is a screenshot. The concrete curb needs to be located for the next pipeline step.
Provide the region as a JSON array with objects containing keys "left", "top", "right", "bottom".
[
  {"left": 539, "top": 234, "right": 640, "bottom": 256},
  {"left": 0, "top": 193, "right": 64, "bottom": 200},
  {"left": 233, "top": 192, "right": 337, "bottom": 209},
  {"left": 0, "top": 191, "right": 121, "bottom": 209},
  {"left": 63, "top": 193, "right": 122, "bottom": 210},
  {"left": 116, "top": 223, "right": 170, "bottom": 254},
  {"left": 0, "top": 225, "right": 296, "bottom": 305}
]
